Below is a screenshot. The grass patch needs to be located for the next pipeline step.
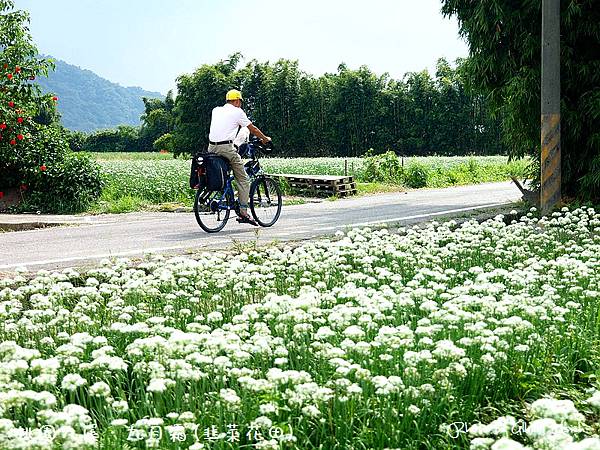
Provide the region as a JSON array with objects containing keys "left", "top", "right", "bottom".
[
  {"left": 356, "top": 182, "right": 404, "bottom": 195},
  {"left": 90, "top": 194, "right": 149, "bottom": 214}
]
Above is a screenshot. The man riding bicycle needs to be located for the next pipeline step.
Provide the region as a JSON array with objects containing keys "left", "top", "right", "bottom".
[{"left": 207, "top": 89, "right": 271, "bottom": 226}]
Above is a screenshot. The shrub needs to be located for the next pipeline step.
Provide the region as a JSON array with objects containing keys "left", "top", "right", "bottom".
[
  {"left": 466, "top": 157, "right": 479, "bottom": 178},
  {"left": 405, "top": 162, "right": 429, "bottom": 188},
  {"left": 362, "top": 150, "right": 404, "bottom": 183},
  {"left": 16, "top": 125, "right": 103, "bottom": 212},
  {"left": 24, "top": 152, "right": 103, "bottom": 213}
]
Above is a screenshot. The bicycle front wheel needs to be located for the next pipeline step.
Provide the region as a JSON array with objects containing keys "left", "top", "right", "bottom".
[
  {"left": 249, "top": 177, "right": 282, "bottom": 227},
  {"left": 194, "top": 188, "right": 230, "bottom": 233}
]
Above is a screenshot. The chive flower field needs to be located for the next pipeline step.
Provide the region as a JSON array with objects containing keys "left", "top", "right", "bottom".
[
  {"left": 92, "top": 154, "right": 528, "bottom": 213},
  {"left": 0, "top": 207, "right": 599, "bottom": 449}
]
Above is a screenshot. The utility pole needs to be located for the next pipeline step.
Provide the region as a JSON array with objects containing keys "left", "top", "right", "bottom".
[{"left": 540, "top": 0, "right": 561, "bottom": 214}]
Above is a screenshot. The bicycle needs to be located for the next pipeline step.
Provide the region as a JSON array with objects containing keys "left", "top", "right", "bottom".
[{"left": 193, "top": 137, "right": 282, "bottom": 233}]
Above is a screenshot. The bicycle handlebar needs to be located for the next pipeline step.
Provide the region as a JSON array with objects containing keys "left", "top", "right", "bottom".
[
  {"left": 249, "top": 136, "right": 274, "bottom": 152},
  {"left": 244, "top": 136, "right": 274, "bottom": 159}
]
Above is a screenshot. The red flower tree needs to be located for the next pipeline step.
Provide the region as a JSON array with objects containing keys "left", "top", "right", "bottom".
[
  {"left": 1, "top": 0, "right": 102, "bottom": 213},
  {"left": 1, "top": 0, "right": 56, "bottom": 192}
]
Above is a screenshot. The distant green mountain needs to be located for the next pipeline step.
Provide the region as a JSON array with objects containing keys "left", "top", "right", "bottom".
[{"left": 34, "top": 57, "right": 164, "bottom": 132}]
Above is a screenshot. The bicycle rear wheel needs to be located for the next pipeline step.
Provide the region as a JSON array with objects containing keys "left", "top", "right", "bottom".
[
  {"left": 194, "top": 188, "right": 230, "bottom": 233},
  {"left": 249, "top": 177, "right": 282, "bottom": 227}
]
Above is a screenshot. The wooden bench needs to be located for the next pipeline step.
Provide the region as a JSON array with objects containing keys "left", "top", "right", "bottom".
[{"left": 271, "top": 174, "right": 357, "bottom": 197}]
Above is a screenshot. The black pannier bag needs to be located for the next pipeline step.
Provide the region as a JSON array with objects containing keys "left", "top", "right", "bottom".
[
  {"left": 205, "top": 154, "right": 229, "bottom": 190},
  {"left": 189, "top": 153, "right": 229, "bottom": 191}
]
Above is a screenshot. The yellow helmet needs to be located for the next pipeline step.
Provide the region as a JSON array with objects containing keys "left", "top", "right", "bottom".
[{"left": 225, "top": 89, "right": 243, "bottom": 101}]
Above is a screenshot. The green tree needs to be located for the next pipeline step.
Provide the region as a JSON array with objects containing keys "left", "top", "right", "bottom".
[
  {"left": 240, "top": 60, "right": 272, "bottom": 127},
  {"left": 263, "top": 59, "right": 302, "bottom": 156},
  {"left": 153, "top": 132, "right": 174, "bottom": 153},
  {"left": 430, "top": 57, "right": 504, "bottom": 156},
  {"left": 297, "top": 75, "right": 329, "bottom": 156},
  {"left": 84, "top": 126, "right": 140, "bottom": 152},
  {"left": 379, "top": 79, "right": 411, "bottom": 155},
  {"left": 326, "top": 64, "right": 388, "bottom": 157},
  {"left": 433, "top": 58, "right": 466, "bottom": 154},
  {"left": 404, "top": 70, "right": 438, "bottom": 155},
  {"left": 441, "top": 0, "right": 600, "bottom": 199},
  {"left": 173, "top": 62, "right": 231, "bottom": 156},
  {"left": 139, "top": 91, "right": 174, "bottom": 151}
]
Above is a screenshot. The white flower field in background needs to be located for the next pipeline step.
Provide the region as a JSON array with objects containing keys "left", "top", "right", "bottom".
[
  {"left": 93, "top": 155, "right": 529, "bottom": 212},
  {"left": 0, "top": 207, "right": 599, "bottom": 449}
]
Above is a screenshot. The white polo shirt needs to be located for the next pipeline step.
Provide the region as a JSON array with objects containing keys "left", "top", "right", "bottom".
[
  {"left": 233, "top": 126, "right": 250, "bottom": 148},
  {"left": 208, "top": 103, "right": 252, "bottom": 142}
]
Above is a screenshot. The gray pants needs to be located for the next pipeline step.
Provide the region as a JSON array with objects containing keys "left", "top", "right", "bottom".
[{"left": 207, "top": 143, "right": 250, "bottom": 210}]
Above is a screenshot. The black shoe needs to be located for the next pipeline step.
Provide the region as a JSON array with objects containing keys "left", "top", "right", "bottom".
[{"left": 236, "top": 214, "right": 258, "bottom": 226}]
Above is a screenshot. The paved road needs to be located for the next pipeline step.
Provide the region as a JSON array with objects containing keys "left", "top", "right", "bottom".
[{"left": 0, "top": 182, "right": 521, "bottom": 273}]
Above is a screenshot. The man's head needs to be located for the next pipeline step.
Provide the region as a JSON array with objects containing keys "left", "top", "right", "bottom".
[{"left": 226, "top": 89, "right": 243, "bottom": 107}]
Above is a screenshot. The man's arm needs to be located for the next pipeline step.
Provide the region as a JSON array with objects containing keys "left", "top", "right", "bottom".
[{"left": 247, "top": 123, "right": 271, "bottom": 144}]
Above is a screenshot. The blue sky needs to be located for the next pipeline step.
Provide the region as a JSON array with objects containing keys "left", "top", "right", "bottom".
[{"left": 14, "top": 0, "right": 469, "bottom": 95}]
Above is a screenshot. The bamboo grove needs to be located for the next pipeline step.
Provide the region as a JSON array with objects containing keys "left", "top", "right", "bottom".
[{"left": 167, "top": 54, "right": 506, "bottom": 158}]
